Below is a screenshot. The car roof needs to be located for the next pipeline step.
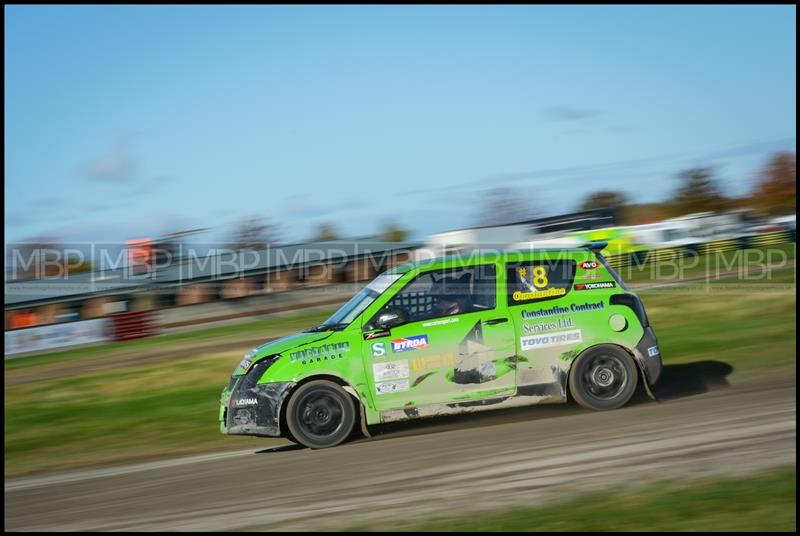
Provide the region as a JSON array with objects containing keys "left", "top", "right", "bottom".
[{"left": 387, "top": 247, "right": 592, "bottom": 274}]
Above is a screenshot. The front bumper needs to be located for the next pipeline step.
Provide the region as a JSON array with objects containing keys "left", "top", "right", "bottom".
[
  {"left": 632, "top": 326, "right": 663, "bottom": 385},
  {"left": 220, "top": 375, "right": 295, "bottom": 437}
]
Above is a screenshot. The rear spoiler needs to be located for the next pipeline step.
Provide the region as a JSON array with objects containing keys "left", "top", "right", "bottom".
[{"left": 580, "top": 241, "right": 608, "bottom": 254}]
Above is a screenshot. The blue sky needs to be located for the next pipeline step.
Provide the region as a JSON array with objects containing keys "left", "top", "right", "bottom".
[{"left": 4, "top": 5, "right": 796, "bottom": 244}]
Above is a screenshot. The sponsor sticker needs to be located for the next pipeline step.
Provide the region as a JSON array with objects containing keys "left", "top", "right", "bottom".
[
  {"left": 373, "top": 360, "right": 410, "bottom": 381},
  {"left": 371, "top": 342, "right": 387, "bottom": 357},
  {"left": 574, "top": 281, "right": 616, "bottom": 291},
  {"left": 520, "top": 329, "right": 583, "bottom": 350},
  {"left": 289, "top": 342, "right": 350, "bottom": 363},
  {"left": 521, "top": 301, "right": 604, "bottom": 319},
  {"left": 648, "top": 345, "right": 660, "bottom": 357},
  {"left": 422, "top": 317, "right": 460, "bottom": 327},
  {"left": 375, "top": 379, "right": 410, "bottom": 395},
  {"left": 523, "top": 317, "right": 575, "bottom": 335},
  {"left": 570, "top": 301, "right": 606, "bottom": 312},
  {"left": 512, "top": 287, "right": 567, "bottom": 301},
  {"left": 364, "top": 330, "right": 390, "bottom": 340},
  {"left": 231, "top": 398, "right": 258, "bottom": 407},
  {"left": 238, "top": 356, "right": 253, "bottom": 372},
  {"left": 579, "top": 261, "right": 599, "bottom": 270},
  {"left": 411, "top": 352, "right": 455, "bottom": 372},
  {"left": 579, "top": 274, "right": 602, "bottom": 280},
  {"left": 237, "top": 349, "right": 256, "bottom": 373},
  {"left": 391, "top": 334, "right": 429, "bottom": 353}
]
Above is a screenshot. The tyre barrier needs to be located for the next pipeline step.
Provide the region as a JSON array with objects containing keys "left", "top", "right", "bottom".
[
  {"left": 603, "top": 254, "right": 630, "bottom": 271},
  {"left": 747, "top": 230, "right": 792, "bottom": 248},
  {"left": 110, "top": 310, "right": 158, "bottom": 341},
  {"left": 698, "top": 238, "right": 743, "bottom": 256}
]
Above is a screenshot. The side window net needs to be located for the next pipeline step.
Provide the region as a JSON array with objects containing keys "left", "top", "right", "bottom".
[
  {"left": 390, "top": 291, "right": 434, "bottom": 318},
  {"left": 377, "top": 265, "right": 496, "bottom": 324}
]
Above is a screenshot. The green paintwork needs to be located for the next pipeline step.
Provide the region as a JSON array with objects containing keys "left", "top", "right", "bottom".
[
  {"left": 220, "top": 247, "right": 655, "bottom": 432},
  {"left": 568, "top": 227, "right": 649, "bottom": 256}
]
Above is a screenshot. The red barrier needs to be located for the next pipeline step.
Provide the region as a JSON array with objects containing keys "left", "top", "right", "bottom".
[{"left": 110, "top": 311, "right": 158, "bottom": 341}]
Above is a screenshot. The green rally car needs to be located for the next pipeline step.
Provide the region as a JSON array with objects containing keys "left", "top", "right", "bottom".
[{"left": 219, "top": 242, "right": 662, "bottom": 449}]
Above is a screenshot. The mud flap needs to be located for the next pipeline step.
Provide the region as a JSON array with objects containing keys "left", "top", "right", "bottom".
[
  {"left": 343, "top": 385, "right": 372, "bottom": 439},
  {"left": 631, "top": 353, "right": 659, "bottom": 402},
  {"left": 632, "top": 326, "right": 663, "bottom": 402},
  {"left": 360, "top": 409, "right": 372, "bottom": 439}
]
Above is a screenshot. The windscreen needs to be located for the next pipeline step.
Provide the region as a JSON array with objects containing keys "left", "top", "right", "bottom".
[{"left": 317, "top": 273, "right": 403, "bottom": 328}]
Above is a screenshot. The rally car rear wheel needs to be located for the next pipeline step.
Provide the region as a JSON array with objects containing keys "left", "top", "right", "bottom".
[
  {"left": 285, "top": 380, "right": 355, "bottom": 449},
  {"left": 569, "top": 345, "right": 638, "bottom": 410}
]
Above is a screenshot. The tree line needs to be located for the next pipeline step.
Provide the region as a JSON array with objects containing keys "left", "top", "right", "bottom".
[
  {"left": 232, "top": 151, "right": 795, "bottom": 246},
  {"left": 578, "top": 152, "right": 795, "bottom": 225}
]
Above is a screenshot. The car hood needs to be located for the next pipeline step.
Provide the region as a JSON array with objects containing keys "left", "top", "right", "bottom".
[{"left": 233, "top": 331, "right": 335, "bottom": 376}]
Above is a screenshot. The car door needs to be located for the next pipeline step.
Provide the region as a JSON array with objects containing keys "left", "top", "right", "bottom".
[
  {"left": 505, "top": 257, "right": 581, "bottom": 395},
  {"left": 362, "top": 263, "right": 517, "bottom": 411}
]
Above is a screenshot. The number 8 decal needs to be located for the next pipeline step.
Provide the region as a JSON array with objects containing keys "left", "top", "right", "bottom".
[{"left": 532, "top": 266, "right": 548, "bottom": 288}]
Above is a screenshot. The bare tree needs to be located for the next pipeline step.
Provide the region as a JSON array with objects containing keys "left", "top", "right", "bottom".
[
  {"left": 476, "top": 187, "right": 536, "bottom": 226},
  {"left": 579, "top": 190, "right": 630, "bottom": 224},
  {"left": 312, "top": 222, "right": 339, "bottom": 242},
  {"left": 671, "top": 167, "right": 728, "bottom": 216},
  {"left": 229, "top": 217, "right": 279, "bottom": 250}
]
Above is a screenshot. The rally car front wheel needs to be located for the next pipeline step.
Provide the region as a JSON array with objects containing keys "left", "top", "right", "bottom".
[
  {"left": 569, "top": 345, "right": 638, "bottom": 410},
  {"left": 285, "top": 380, "right": 356, "bottom": 449}
]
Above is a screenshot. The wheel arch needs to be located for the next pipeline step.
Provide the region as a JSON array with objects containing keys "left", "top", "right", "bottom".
[
  {"left": 565, "top": 342, "right": 646, "bottom": 402},
  {"left": 279, "top": 374, "right": 370, "bottom": 440}
]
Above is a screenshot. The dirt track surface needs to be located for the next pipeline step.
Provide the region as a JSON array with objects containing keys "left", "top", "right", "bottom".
[{"left": 4, "top": 368, "right": 795, "bottom": 532}]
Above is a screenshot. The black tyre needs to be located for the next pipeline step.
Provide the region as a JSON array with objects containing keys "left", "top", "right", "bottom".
[
  {"left": 569, "top": 345, "right": 638, "bottom": 410},
  {"left": 285, "top": 380, "right": 356, "bottom": 449}
]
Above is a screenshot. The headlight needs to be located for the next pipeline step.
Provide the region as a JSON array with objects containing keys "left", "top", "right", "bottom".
[{"left": 239, "top": 355, "right": 280, "bottom": 389}]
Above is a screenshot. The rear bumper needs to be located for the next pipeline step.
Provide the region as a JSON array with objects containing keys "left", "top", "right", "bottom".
[
  {"left": 220, "top": 380, "right": 296, "bottom": 437},
  {"left": 632, "top": 327, "right": 662, "bottom": 385}
]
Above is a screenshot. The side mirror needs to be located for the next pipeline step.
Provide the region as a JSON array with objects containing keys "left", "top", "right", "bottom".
[{"left": 374, "top": 307, "right": 407, "bottom": 330}]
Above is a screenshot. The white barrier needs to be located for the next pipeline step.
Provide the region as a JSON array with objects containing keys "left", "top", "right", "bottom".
[{"left": 5, "top": 318, "right": 112, "bottom": 357}]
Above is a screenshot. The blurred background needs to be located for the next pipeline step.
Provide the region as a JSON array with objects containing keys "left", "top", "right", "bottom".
[{"left": 4, "top": 4, "right": 796, "bottom": 532}]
